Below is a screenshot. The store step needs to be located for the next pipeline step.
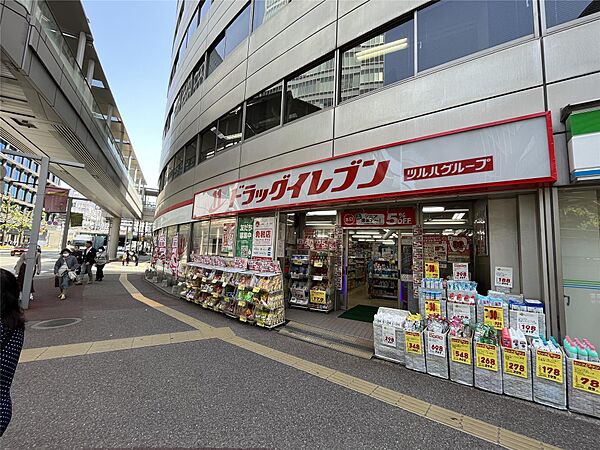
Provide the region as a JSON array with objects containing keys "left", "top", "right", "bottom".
[{"left": 278, "top": 321, "right": 374, "bottom": 360}]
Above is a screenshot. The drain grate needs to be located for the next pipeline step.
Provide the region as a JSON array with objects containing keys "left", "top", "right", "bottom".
[{"left": 31, "top": 318, "right": 81, "bottom": 329}]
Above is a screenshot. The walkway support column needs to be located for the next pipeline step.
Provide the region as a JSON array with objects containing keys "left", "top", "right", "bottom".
[{"left": 108, "top": 216, "right": 121, "bottom": 260}]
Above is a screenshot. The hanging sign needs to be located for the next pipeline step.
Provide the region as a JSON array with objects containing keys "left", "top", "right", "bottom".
[
  {"left": 252, "top": 217, "right": 274, "bottom": 259},
  {"left": 192, "top": 115, "right": 554, "bottom": 219},
  {"left": 235, "top": 217, "right": 254, "bottom": 258},
  {"left": 494, "top": 266, "right": 513, "bottom": 289},
  {"left": 450, "top": 338, "right": 471, "bottom": 365},
  {"left": 43, "top": 186, "right": 70, "bottom": 213},
  {"left": 425, "top": 261, "right": 439, "bottom": 278},
  {"left": 536, "top": 350, "right": 563, "bottom": 383},
  {"left": 572, "top": 360, "right": 600, "bottom": 395},
  {"left": 381, "top": 325, "right": 397, "bottom": 348},
  {"left": 503, "top": 348, "right": 528, "bottom": 378},
  {"left": 341, "top": 209, "right": 416, "bottom": 227},
  {"left": 452, "top": 262, "right": 469, "bottom": 280},
  {"left": 475, "top": 343, "right": 499, "bottom": 371}
]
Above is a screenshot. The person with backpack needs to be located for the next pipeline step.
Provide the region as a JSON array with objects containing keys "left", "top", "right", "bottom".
[
  {"left": 94, "top": 246, "right": 108, "bottom": 281},
  {"left": 0, "top": 269, "right": 25, "bottom": 436}
]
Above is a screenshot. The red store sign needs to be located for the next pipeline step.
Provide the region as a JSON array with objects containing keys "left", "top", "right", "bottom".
[
  {"left": 188, "top": 113, "right": 555, "bottom": 220},
  {"left": 342, "top": 209, "right": 416, "bottom": 227}
]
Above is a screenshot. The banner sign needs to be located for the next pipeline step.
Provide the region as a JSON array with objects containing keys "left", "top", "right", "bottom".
[
  {"left": 43, "top": 186, "right": 70, "bottom": 213},
  {"left": 251, "top": 217, "right": 274, "bottom": 260},
  {"left": 192, "top": 114, "right": 554, "bottom": 219},
  {"left": 235, "top": 217, "right": 253, "bottom": 258},
  {"left": 341, "top": 209, "right": 416, "bottom": 227}
]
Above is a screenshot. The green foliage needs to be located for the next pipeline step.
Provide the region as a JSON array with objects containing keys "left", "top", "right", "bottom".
[{"left": 0, "top": 194, "right": 33, "bottom": 234}]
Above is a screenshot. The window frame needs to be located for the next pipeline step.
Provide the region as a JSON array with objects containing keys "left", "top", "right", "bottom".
[
  {"left": 541, "top": 0, "right": 600, "bottom": 34},
  {"left": 243, "top": 81, "right": 284, "bottom": 141},
  {"left": 283, "top": 53, "right": 336, "bottom": 124}
]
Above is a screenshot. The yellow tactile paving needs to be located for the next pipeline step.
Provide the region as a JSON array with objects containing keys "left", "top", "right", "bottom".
[{"left": 20, "top": 274, "right": 561, "bottom": 450}]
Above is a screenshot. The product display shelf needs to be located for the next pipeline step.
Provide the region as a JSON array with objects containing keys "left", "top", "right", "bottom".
[
  {"left": 425, "top": 330, "right": 449, "bottom": 379},
  {"left": 289, "top": 254, "right": 310, "bottom": 308},
  {"left": 368, "top": 258, "right": 399, "bottom": 300},
  {"left": 180, "top": 263, "right": 285, "bottom": 329},
  {"left": 418, "top": 287, "right": 447, "bottom": 319},
  {"left": 474, "top": 343, "right": 503, "bottom": 394},
  {"left": 567, "top": 358, "right": 600, "bottom": 419},
  {"left": 449, "top": 337, "right": 474, "bottom": 386},
  {"left": 502, "top": 347, "right": 533, "bottom": 401},
  {"left": 532, "top": 347, "right": 567, "bottom": 410},
  {"left": 308, "top": 250, "right": 334, "bottom": 313}
]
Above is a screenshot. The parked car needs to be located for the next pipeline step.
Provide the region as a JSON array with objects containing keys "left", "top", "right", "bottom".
[{"left": 10, "top": 246, "right": 27, "bottom": 256}]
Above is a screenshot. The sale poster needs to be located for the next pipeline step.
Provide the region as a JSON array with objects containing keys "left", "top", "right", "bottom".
[
  {"left": 424, "top": 235, "right": 448, "bottom": 262},
  {"left": 222, "top": 222, "right": 236, "bottom": 252},
  {"left": 252, "top": 217, "right": 275, "bottom": 259},
  {"left": 448, "top": 236, "right": 470, "bottom": 262}
]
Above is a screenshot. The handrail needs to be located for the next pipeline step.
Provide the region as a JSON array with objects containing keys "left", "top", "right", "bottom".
[{"left": 31, "top": 0, "right": 141, "bottom": 191}]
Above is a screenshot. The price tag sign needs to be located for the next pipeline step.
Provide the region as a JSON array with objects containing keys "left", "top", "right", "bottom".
[
  {"left": 427, "top": 331, "right": 446, "bottom": 358},
  {"left": 405, "top": 331, "right": 422, "bottom": 355},
  {"left": 425, "top": 299, "right": 441, "bottom": 317},
  {"left": 573, "top": 360, "right": 600, "bottom": 395},
  {"left": 450, "top": 338, "right": 471, "bottom": 365},
  {"left": 503, "top": 348, "right": 528, "bottom": 378},
  {"left": 314, "top": 261, "right": 323, "bottom": 268},
  {"left": 239, "top": 316, "right": 247, "bottom": 323},
  {"left": 494, "top": 266, "right": 513, "bottom": 289},
  {"left": 238, "top": 284, "right": 245, "bottom": 291},
  {"left": 202, "top": 277, "right": 207, "bottom": 282},
  {"left": 475, "top": 343, "right": 499, "bottom": 371},
  {"left": 252, "top": 287, "right": 260, "bottom": 293},
  {"left": 313, "top": 275, "right": 323, "bottom": 281},
  {"left": 212, "top": 292, "right": 219, "bottom": 298},
  {"left": 256, "top": 321, "right": 265, "bottom": 327},
  {"left": 448, "top": 303, "right": 472, "bottom": 321},
  {"left": 292, "top": 259, "right": 303, "bottom": 265},
  {"left": 516, "top": 311, "right": 540, "bottom": 337},
  {"left": 484, "top": 306, "right": 504, "bottom": 330},
  {"left": 452, "top": 263, "right": 469, "bottom": 281},
  {"left": 237, "top": 300, "right": 246, "bottom": 307},
  {"left": 425, "top": 261, "right": 439, "bottom": 278},
  {"left": 381, "top": 325, "right": 397, "bottom": 348},
  {"left": 310, "top": 290, "right": 327, "bottom": 305},
  {"left": 536, "top": 350, "right": 563, "bottom": 383}
]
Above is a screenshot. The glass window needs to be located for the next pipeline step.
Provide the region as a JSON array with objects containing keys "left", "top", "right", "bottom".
[
  {"left": 417, "top": 0, "right": 534, "bottom": 72},
  {"left": 188, "top": 10, "right": 198, "bottom": 40},
  {"left": 12, "top": 168, "right": 20, "bottom": 180},
  {"left": 341, "top": 18, "right": 414, "bottom": 102},
  {"left": 3, "top": 184, "right": 8, "bottom": 194},
  {"left": 10, "top": 185, "right": 17, "bottom": 197},
  {"left": 15, "top": 156, "right": 23, "bottom": 164},
  {"left": 252, "top": 0, "right": 289, "bottom": 31},
  {"left": 191, "top": 220, "right": 210, "bottom": 258},
  {"left": 166, "top": 158, "right": 175, "bottom": 182},
  {"left": 26, "top": 192, "right": 32, "bottom": 203},
  {"left": 24, "top": 159, "right": 31, "bottom": 169},
  {"left": 20, "top": 173, "right": 27, "bottom": 183},
  {"left": 32, "top": 162, "right": 38, "bottom": 172},
  {"left": 225, "top": 3, "right": 251, "bottom": 55},
  {"left": 207, "top": 218, "right": 236, "bottom": 256},
  {"left": 545, "top": 0, "right": 600, "bottom": 28},
  {"left": 216, "top": 106, "right": 243, "bottom": 152},
  {"left": 285, "top": 56, "right": 335, "bottom": 123},
  {"left": 178, "top": 223, "right": 191, "bottom": 264},
  {"left": 200, "top": 0, "right": 211, "bottom": 22},
  {"left": 18, "top": 189, "right": 25, "bottom": 200},
  {"left": 199, "top": 126, "right": 217, "bottom": 162},
  {"left": 166, "top": 225, "right": 177, "bottom": 260},
  {"left": 184, "top": 137, "right": 197, "bottom": 172},
  {"left": 245, "top": 84, "right": 282, "bottom": 138},
  {"left": 5, "top": 166, "right": 11, "bottom": 177},
  {"left": 172, "top": 149, "right": 184, "bottom": 179},
  {"left": 207, "top": 34, "right": 226, "bottom": 76}
]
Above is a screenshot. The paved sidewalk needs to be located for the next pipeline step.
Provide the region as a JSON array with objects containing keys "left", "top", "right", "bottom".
[{"left": 2, "top": 269, "right": 599, "bottom": 449}]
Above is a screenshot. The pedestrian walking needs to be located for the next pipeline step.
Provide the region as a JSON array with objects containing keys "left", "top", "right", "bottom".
[
  {"left": 0, "top": 268, "right": 25, "bottom": 437},
  {"left": 94, "top": 246, "right": 108, "bottom": 281},
  {"left": 122, "top": 250, "right": 130, "bottom": 266},
  {"left": 53, "top": 249, "right": 79, "bottom": 300},
  {"left": 14, "top": 245, "right": 41, "bottom": 302},
  {"left": 80, "top": 241, "right": 97, "bottom": 284}
]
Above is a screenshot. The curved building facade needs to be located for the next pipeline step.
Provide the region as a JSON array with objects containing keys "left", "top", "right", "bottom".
[{"left": 156, "top": 0, "right": 600, "bottom": 342}]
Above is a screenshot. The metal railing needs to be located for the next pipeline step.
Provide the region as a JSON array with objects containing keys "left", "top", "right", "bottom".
[{"left": 31, "top": 0, "right": 141, "bottom": 192}]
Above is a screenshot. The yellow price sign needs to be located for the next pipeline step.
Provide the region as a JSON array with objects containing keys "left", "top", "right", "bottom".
[
  {"left": 310, "top": 290, "right": 327, "bottom": 305},
  {"left": 253, "top": 287, "right": 260, "bottom": 293},
  {"left": 572, "top": 360, "right": 600, "bottom": 394},
  {"left": 238, "top": 284, "right": 245, "bottom": 291},
  {"left": 256, "top": 321, "right": 265, "bottom": 327},
  {"left": 425, "top": 261, "right": 439, "bottom": 278},
  {"left": 237, "top": 300, "right": 246, "bottom": 307},
  {"left": 314, "top": 261, "right": 324, "bottom": 268},
  {"left": 536, "top": 350, "right": 563, "bottom": 383},
  {"left": 503, "top": 348, "right": 528, "bottom": 378},
  {"left": 483, "top": 306, "right": 504, "bottom": 330},
  {"left": 450, "top": 338, "right": 471, "bottom": 365},
  {"left": 424, "top": 299, "right": 441, "bottom": 317},
  {"left": 475, "top": 343, "right": 499, "bottom": 372},
  {"left": 202, "top": 277, "right": 207, "bottom": 282},
  {"left": 239, "top": 316, "right": 247, "bottom": 322},
  {"left": 405, "top": 331, "right": 422, "bottom": 355},
  {"left": 212, "top": 292, "right": 219, "bottom": 298}
]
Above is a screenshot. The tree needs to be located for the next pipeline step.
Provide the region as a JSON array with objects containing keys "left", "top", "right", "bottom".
[{"left": 0, "top": 194, "right": 33, "bottom": 244}]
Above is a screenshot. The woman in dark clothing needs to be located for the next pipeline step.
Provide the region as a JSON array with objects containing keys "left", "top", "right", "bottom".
[
  {"left": 53, "top": 249, "right": 79, "bottom": 300},
  {"left": 0, "top": 268, "right": 25, "bottom": 436}
]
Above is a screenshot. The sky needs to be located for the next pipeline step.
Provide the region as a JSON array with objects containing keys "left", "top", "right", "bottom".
[{"left": 82, "top": 0, "right": 175, "bottom": 188}]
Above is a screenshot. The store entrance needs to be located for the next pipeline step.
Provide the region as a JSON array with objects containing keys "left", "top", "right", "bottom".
[{"left": 345, "top": 228, "right": 412, "bottom": 310}]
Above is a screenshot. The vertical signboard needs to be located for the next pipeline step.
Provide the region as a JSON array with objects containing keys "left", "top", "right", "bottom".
[
  {"left": 252, "top": 217, "right": 275, "bottom": 259},
  {"left": 235, "top": 217, "right": 254, "bottom": 258}
]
